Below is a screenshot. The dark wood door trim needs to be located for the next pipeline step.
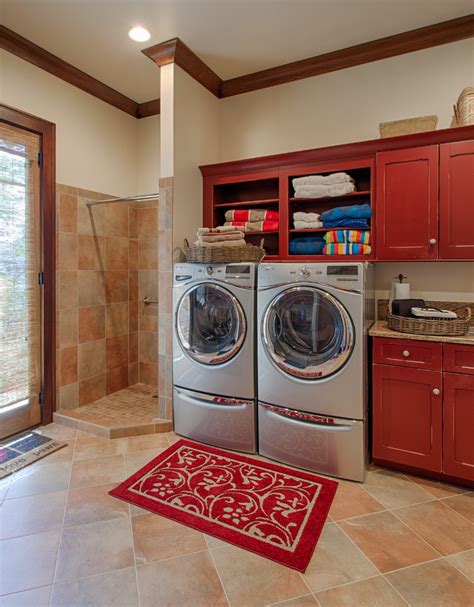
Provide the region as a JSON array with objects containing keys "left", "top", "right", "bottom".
[{"left": 0, "top": 103, "right": 56, "bottom": 424}]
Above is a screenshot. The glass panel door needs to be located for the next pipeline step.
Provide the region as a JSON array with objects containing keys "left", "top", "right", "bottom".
[{"left": 0, "top": 123, "right": 42, "bottom": 439}]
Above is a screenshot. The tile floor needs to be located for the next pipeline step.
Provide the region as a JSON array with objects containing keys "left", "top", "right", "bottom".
[
  {"left": 53, "top": 384, "right": 172, "bottom": 438},
  {"left": 0, "top": 423, "right": 473, "bottom": 607}
]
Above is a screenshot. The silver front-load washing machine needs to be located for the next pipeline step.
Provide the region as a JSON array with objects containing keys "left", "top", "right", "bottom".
[
  {"left": 257, "top": 262, "right": 374, "bottom": 481},
  {"left": 173, "top": 262, "right": 257, "bottom": 452}
]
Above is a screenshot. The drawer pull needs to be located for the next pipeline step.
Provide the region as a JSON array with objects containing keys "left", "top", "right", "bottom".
[
  {"left": 432, "top": 388, "right": 440, "bottom": 396},
  {"left": 402, "top": 350, "right": 410, "bottom": 357}
]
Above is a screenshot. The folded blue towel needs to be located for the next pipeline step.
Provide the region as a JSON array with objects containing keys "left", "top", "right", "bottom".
[
  {"left": 289, "top": 236, "right": 325, "bottom": 255},
  {"left": 321, "top": 203, "right": 372, "bottom": 222},
  {"left": 322, "top": 218, "right": 370, "bottom": 229}
]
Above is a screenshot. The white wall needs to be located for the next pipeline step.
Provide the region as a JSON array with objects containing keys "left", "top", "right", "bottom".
[
  {"left": 136, "top": 115, "right": 161, "bottom": 194},
  {"left": 1, "top": 51, "right": 141, "bottom": 196},
  {"left": 172, "top": 65, "right": 220, "bottom": 258},
  {"left": 219, "top": 40, "right": 474, "bottom": 161}
]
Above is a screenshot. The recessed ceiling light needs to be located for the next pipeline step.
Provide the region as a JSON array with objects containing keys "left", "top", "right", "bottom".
[{"left": 128, "top": 26, "right": 151, "bottom": 42}]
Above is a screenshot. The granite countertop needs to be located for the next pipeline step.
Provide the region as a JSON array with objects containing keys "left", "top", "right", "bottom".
[{"left": 369, "top": 320, "right": 474, "bottom": 345}]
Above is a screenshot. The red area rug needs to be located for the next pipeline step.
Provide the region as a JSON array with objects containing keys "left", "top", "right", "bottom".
[{"left": 110, "top": 439, "right": 337, "bottom": 571}]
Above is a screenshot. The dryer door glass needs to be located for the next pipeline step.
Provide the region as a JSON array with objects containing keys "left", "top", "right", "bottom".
[
  {"left": 263, "top": 286, "right": 354, "bottom": 379},
  {"left": 176, "top": 284, "right": 246, "bottom": 365}
]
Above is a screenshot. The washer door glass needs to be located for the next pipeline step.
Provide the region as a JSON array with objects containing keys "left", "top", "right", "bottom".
[
  {"left": 263, "top": 286, "right": 354, "bottom": 379},
  {"left": 176, "top": 283, "right": 246, "bottom": 365}
]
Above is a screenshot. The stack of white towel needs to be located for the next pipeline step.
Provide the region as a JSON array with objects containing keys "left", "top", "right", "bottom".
[
  {"left": 293, "top": 172, "right": 355, "bottom": 199},
  {"left": 293, "top": 212, "right": 322, "bottom": 229},
  {"left": 195, "top": 226, "right": 246, "bottom": 248}
]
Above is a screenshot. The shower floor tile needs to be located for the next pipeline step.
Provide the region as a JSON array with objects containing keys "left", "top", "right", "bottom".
[{"left": 53, "top": 384, "right": 172, "bottom": 438}]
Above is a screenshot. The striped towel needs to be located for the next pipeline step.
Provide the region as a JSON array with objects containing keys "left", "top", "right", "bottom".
[
  {"left": 225, "top": 209, "right": 279, "bottom": 222},
  {"left": 323, "top": 243, "right": 372, "bottom": 255},
  {"left": 324, "top": 230, "right": 370, "bottom": 244},
  {"left": 224, "top": 220, "right": 279, "bottom": 232}
]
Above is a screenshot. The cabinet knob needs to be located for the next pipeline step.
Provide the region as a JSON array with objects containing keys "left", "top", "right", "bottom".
[
  {"left": 402, "top": 350, "right": 410, "bottom": 357},
  {"left": 429, "top": 238, "right": 437, "bottom": 245},
  {"left": 432, "top": 388, "right": 440, "bottom": 396}
]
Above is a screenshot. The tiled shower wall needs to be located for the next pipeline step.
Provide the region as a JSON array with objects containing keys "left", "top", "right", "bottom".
[{"left": 55, "top": 184, "right": 159, "bottom": 410}]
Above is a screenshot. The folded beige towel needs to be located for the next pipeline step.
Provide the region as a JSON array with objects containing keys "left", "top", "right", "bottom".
[
  {"left": 199, "top": 231, "right": 245, "bottom": 243},
  {"left": 195, "top": 239, "right": 247, "bottom": 248},
  {"left": 294, "top": 220, "right": 323, "bottom": 229},
  {"left": 292, "top": 173, "right": 354, "bottom": 187},
  {"left": 294, "top": 182, "right": 355, "bottom": 199},
  {"left": 197, "top": 226, "right": 244, "bottom": 235},
  {"left": 293, "top": 212, "right": 321, "bottom": 222}
]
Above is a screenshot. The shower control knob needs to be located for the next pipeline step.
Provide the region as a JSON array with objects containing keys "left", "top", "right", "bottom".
[
  {"left": 206, "top": 266, "right": 213, "bottom": 275},
  {"left": 432, "top": 388, "right": 440, "bottom": 396},
  {"left": 300, "top": 267, "right": 311, "bottom": 278}
]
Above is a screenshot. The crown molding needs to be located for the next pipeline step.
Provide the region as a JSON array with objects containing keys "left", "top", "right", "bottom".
[
  {"left": 142, "top": 37, "right": 222, "bottom": 97},
  {"left": 0, "top": 25, "right": 161, "bottom": 118}
]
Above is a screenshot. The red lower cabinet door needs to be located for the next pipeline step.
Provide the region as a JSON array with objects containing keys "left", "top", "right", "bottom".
[
  {"left": 439, "top": 141, "right": 474, "bottom": 259},
  {"left": 373, "top": 364, "right": 442, "bottom": 471},
  {"left": 443, "top": 372, "right": 474, "bottom": 481}
]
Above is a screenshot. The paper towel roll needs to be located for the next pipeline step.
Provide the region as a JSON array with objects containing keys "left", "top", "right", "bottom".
[{"left": 394, "top": 282, "right": 410, "bottom": 299}]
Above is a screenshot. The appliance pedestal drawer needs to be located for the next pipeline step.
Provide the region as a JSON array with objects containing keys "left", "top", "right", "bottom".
[
  {"left": 173, "top": 387, "right": 256, "bottom": 453},
  {"left": 258, "top": 403, "right": 367, "bottom": 482}
]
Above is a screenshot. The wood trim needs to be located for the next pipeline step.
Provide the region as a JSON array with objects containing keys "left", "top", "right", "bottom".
[
  {"left": 221, "top": 15, "right": 474, "bottom": 97},
  {"left": 0, "top": 103, "right": 56, "bottom": 425},
  {"left": 0, "top": 25, "right": 161, "bottom": 118},
  {"left": 200, "top": 125, "right": 474, "bottom": 176},
  {"left": 137, "top": 98, "right": 161, "bottom": 119},
  {"left": 142, "top": 37, "right": 222, "bottom": 97}
]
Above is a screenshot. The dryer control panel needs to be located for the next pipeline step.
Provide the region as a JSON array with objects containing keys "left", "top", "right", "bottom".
[{"left": 174, "top": 263, "right": 256, "bottom": 287}]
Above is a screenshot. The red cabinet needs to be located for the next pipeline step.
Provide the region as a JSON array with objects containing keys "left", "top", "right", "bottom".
[
  {"left": 439, "top": 141, "right": 474, "bottom": 259},
  {"left": 373, "top": 364, "right": 443, "bottom": 471},
  {"left": 443, "top": 372, "right": 474, "bottom": 481},
  {"left": 376, "top": 146, "right": 439, "bottom": 260}
]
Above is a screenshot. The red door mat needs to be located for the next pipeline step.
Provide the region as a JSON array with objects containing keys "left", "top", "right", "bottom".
[{"left": 110, "top": 439, "right": 337, "bottom": 571}]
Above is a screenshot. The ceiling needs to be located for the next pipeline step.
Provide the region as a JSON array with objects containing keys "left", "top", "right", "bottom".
[{"left": 2, "top": 0, "right": 473, "bottom": 103}]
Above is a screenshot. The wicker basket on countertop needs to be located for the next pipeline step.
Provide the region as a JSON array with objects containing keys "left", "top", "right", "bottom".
[
  {"left": 379, "top": 115, "right": 438, "bottom": 138},
  {"left": 184, "top": 238, "right": 265, "bottom": 264},
  {"left": 387, "top": 303, "right": 471, "bottom": 337}
]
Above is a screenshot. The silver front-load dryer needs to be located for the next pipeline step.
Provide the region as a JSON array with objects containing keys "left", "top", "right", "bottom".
[{"left": 172, "top": 262, "right": 257, "bottom": 453}]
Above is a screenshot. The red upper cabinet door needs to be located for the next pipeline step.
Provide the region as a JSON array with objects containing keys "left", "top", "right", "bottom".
[
  {"left": 443, "top": 372, "right": 474, "bottom": 481},
  {"left": 439, "top": 141, "right": 474, "bottom": 259},
  {"left": 376, "top": 146, "right": 439, "bottom": 260}
]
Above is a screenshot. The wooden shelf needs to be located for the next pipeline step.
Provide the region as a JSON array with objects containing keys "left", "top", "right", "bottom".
[
  {"left": 290, "top": 227, "right": 371, "bottom": 233},
  {"left": 289, "top": 191, "right": 370, "bottom": 203},
  {"left": 214, "top": 199, "right": 279, "bottom": 208},
  {"left": 244, "top": 230, "right": 279, "bottom": 236}
]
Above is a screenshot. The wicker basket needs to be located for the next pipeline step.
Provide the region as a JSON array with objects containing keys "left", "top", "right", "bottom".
[
  {"left": 387, "top": 304, "right": 471, "bottom": 337},
  {"left": 455, "top": 86, "right": 474, "bottom": 126},
  {"left": 379, "top": 115, "right": 438, "bottom": 138},
  {"left": 184, "top": 238, "right": 265, "bottom": 264}
]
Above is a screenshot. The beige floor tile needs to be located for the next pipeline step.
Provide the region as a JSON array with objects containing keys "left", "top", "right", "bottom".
[
  {"left": 122, "top": 433, "right": 170, "bottom": 453},
  {"left": 267, "top": 596, "right": 319, "bottom": 607},
  {"left": 51, "top": 567, "right": 139, "bottom": 607},
  {"left": 1, "top": 529, "right": 60, "bottom": 595},
  {"left": 0, "top": 585, "right": 52, "bottom": 607},
  {"left": 315, "top": 575, "right": 406, "bottom": 607},
  {"left": 442, "top": 493, "right": 474, "bottom": 523},
  {"left": 5, "top": 462, "right": 71, "bottom": 500},
  {"left": 124, "top": 449, "right": 165, "bottom": 476},
  {"left": 74, "top": 435, "right": 123, "bottom": 460},
  {"left": 303, "top": 523, "right": 378, "bottom": 592},
  {"left": 69, "top": 454, "right": 125, "bottom": 489},
  {"left": 137, "top": 551, "right": 227, "bottom": 607},
  {"left": 132, "top": 513, "right": 207, "bottom": 564},
  {"left": 1, "top": 491, "right": 66, "bottom": 539},
  {"left": 329, "top": 481, "right": 385, "bottom": 521},
  {"left": 339, "top": 511, "right": 439, "bottom": 573},
  {"left": 362, "top": 470, "right": 434, "bottom": 509},
  {"left": 395, "top": 500, "right": 474, "bottom": 555},
  {"left": 33, "top": 443, "right": 75, "bottom": 466},
  {"left": 386, "top": 558, "right": 474, "bottom": 606},
  {"left": 211, "top": 543, "right": 309, "bottom": 607},
  {"left": 409, "top": 475, "right": 469, "bottom": 499},
  {"left": 64, "top": 483, "right": 130, "bottom": 527},
  {"left": 55, "top": 518, "right": 134, "bottom": 582},
  {"left": 37, "top": 423, "right": 77, "bottom": 441},
  {"left": 446, "top": 549, "right": 474, "bottom": 582}
]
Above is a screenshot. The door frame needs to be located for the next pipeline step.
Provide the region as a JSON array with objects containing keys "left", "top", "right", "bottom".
[{"left": 0, "top": 104, "right": 56, "bottom": 425}]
